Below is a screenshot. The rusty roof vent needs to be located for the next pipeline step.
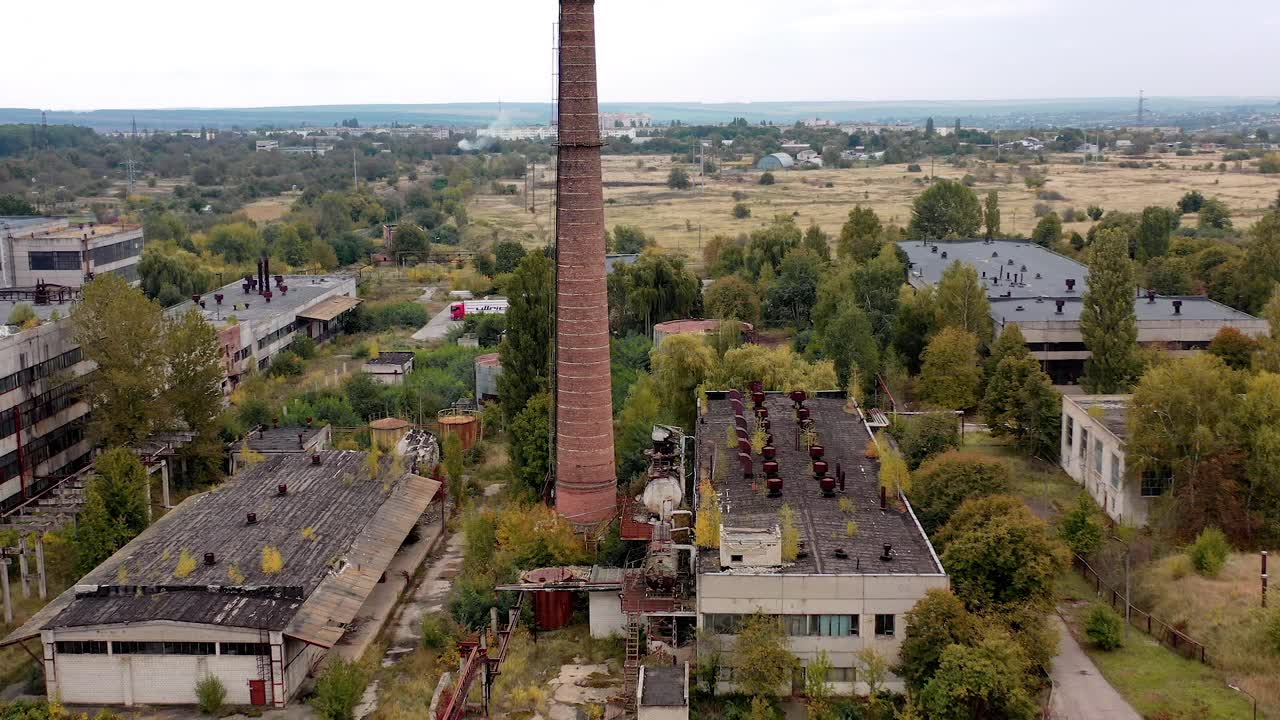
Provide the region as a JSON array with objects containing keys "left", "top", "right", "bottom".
[
  {"left": 880, "top": 544, "right": 894, "bottom": 562},
  {"left": 277, "top": 483, "right": 288, "bottom": 496},
  {"left": 1146, "top": 289, "right": 1157, "bottom": 304},
  {"left": 833, "top": 548, "right": 849, "bottom": 559},
  {"left": 1173, "top": 299, "right": 1183, "bottom": 315},
  {"left": 204, "top": 552, "right": 217, "bottom": 566},
  {"left": 246, "top": 512, "right": 257, "bottom": 525},
  {"left": 1055, "top": 299, "right": 1066, "bottom": 314},
  {"left": 311, "top": 453, "right": 322, "bottom": 466},
  {"left": 1066, "top": 278, "right": 1077, "bottom": 292}
]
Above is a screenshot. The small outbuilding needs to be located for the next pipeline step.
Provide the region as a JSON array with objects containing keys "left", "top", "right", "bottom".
[
  {"left": 361, "top": 351, "right": 416, "bottom": 385},
  {"left": 230, "top": 424, "right": 331, "bottom": 473},
  {"left": 756, "top": 152, "right": 795, "bottom": 170},
  {"left": 475, "top": 353, "right": 503, "bottom": 403}
]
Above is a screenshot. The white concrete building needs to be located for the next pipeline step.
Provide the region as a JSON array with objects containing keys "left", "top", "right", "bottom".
[
  {"left": 361, "top": 351, "right": 415, "bottom": 385},
  {"left": 1, "top": 217, "right": 143, "bottom": 287},
  {"left": 1060, "top": 395, "right": 1164, "bottom": 526},
  {"left": 255, "top": 140, "right": 279, "bottom": 152},
  {"left": 1, "top": 452, "right": 440, "bottom": 708},
  {"left": 696, "top": 391, "right": 947, "bottom": 696}
]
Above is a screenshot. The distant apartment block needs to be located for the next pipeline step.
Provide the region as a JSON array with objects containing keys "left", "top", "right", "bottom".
[
  {"left": 255, "top": 140, "right": 279, "bottom": 152},
  {"left": 1, "top": 217, "right": 143, "bottom": 287}
]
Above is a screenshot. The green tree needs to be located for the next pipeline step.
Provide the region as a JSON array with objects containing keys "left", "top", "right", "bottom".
[
  {"left": 732, "top": 612, "right": 797, "bottom": 699},
  {"left": 908, "top": 180, "right": 982, "bottom": 240},
  {"left": 983, "top": 191, "right": 1001, "bottom": 240},
  {"left": 934, "top": 261, "right": 993, "bottom": 346},
  {"left": 0, "top": 194, "right": 37, "bottom": 216},
  {"left": 837, "top": 206, "right": 883, "bottom": 262},
  {"left": 908, "top": 451, "right": 1013, "bottom": 534},
  {"left": 1198, "top": 198, "right": 1233, "bottom": 230},
  {"left": 509, "top": 393, "right": 551, "bottom": 497},
  {"left": 813, "top": 244, "right": 904, "bottom": 348},
  {"left": 765, "top": 248, "right": 820, "bottom": 327},
  {"left": 1059, "top": 494, "right": 1104, "bottom": 556},
  {"left": 802, "top": 223, "right": 831, "bottom": 262},
  {"left": 918, "top": 631, "right": 1038, "bottom": 720},
  {"left": 983, "top": 324, "right": 1029, "bottom": 381},
  {"left": 746, "top": 216, "right": 803, "bottom": 277},
  {"left": 1206, "top": 326, "right": 1258, "bottom": 371},
  {"left": 1136, "top": 206, "right": 1178, "bottom": 261},
  {"left": 72, "top": 275, "right": 169, "bottom": 446},
  {"left": 607, "top": 252, "right": 700, "bottom": 335},
  {"left": 6, "top": 303, "right": 36, "bottom": 327},
  {"left": 704, "top": 276, "right": 761, "bottom": 326},
  {"left": 804, "top": 651, "right": 835, "bottom": 720},
  {"left": 310, "top": 657, "right": 370, "bottom": 720},
  {"left": 667, "top": 168, "right": 692, "bottom": 190},
  {"left": 1177, "top": 191, "right": 1205, "bottom": 214},
  {"left": 443, "top": 433, "right": 466, "bottom": 513},
  {"left": 935, "top": 495, "right": 1070, "bottom": 613},
  {"left": 75, "top": 448, "right": 150, "bottom": 574},
  {"left": 493, "top": 240, "right": 527, "bottom": 274},
  {"left": 896, "top": 413, "right": 961, "bottom": 470},
  {"left": 897, "top": 589, "right": 982, "bottom": 692},
  {"left": 1080, "top": 228, "right": 1139, "bottom": 393},
  {"left": 609, "top": 225, "right": 652, "bottom": 254},
  {"left": 498, "top": 252, "right": 553, "bottom": 424},
  {"left": 390, "top": 223, "right": 430, "bottom": 258},
  {"left": 1030, "top": 212, "right": 1061, "bottom": 247},
  {"left": 1238, "top": 212, "right": 1280, "bottom": 314},
  {"left": 1127, "top": 353, "right": 1238, "bottom": 508},
  {"left": 652, "top": 334, "right": 717, "bottom": 430},
  {"left": 981, "top": 355, "right": 1061, "bottom": 458},
  {"left": 759, "top": 171, "right": 776, "bottom": 186},
  {"left": 925, "top": 117, "right": 936, "bottom": 137},
  {"left": 919, "top": 328, "right": 981, "bottom": 409},
  {"left": 205, "top": 222, "right": 262, "bottom": 263},
  {"left": 824, "top": 303, "right": 879, "bottom": 390},
  {"left": 163, "top": 308, "right": 224, "bottom": 433},
  {"left": 614, "top": 374, "right": 662, "bottom": 482}
]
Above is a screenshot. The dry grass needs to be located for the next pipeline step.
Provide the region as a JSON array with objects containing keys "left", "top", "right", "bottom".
[
  {"left": 1135, "top": 551, "right": 1280, "bottom": 716},
  {"left": 241, "top": 194, "right": 298, "bottom": 223},
  {"left": 470, "top": 152, "right": 1280, "bottom": 269}
]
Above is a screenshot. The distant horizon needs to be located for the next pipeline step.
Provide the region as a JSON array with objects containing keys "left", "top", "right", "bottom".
[{"left": 8, "top": 95, "right": 1280, "bottom": 115}]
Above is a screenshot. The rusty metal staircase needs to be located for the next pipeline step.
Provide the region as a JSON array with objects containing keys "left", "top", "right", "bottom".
[{"left": 623, "top": 614, "right": 642, "bottom": 713}]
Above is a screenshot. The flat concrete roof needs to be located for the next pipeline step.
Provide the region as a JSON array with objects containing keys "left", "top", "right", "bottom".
[
  {"left": 640, "top": 665, "right": 686, "bottom": 707},
  {"left": 0, "top": 217, "right": 57, "bottom": 233},
  {"left": 697, "top": 391, "right": 941, "bottom": 576},
  {"left": 169, "top": 274, "right": 353, "bottom": 327},
  {"left": 902, "top": 239, "right": 1261, "bottom": 325},
  {"left": 1068, "top": 395, "right": 1132, "bottom": 442},
  {"left": 991, "top": 296, "right": 1259, "bottom": 324}
]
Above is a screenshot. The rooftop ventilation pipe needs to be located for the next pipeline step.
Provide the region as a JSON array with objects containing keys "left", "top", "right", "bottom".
[
  {"left": 1173, "top": 300, "right": 1183, "bottom": 315},
  {"left": 204, "top": 552, "right": 217, "bottom": 566},
  {"left": 1066, "top": 278, "right": 1077, "bottom": 292},
  {"left": 1147, "top": 289, "right": 1157, "bottom": 303},
  {"left": 246, "top": 512, "right": 257, "bottom": 525},
  {"left": 880, "top": 544, "right": 894, "bottom": 562},
  {"left": 1055, "top": 300, "right": 1066, "bottom": 314},
  {"left": 277, "top": 483, "right": 288, "bottom": 496}
]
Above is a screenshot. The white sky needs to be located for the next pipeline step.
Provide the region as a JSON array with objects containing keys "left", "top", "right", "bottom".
[{"left": 5, "top": 0, "right": 1279, "bottom": 109}]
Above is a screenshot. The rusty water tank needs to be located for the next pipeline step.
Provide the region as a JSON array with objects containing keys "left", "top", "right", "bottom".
[
  {"left": 369, "top": 417, "right": 411, "bottom": 451},
  {"left": 437, "top": 410, "right": 480, "bottom": 450},
  {"left": 524, "top": 567, "right": 576, "bottom": 630},
  {"left": 474, "top": 353, "right": 503, "bottom": 402}
]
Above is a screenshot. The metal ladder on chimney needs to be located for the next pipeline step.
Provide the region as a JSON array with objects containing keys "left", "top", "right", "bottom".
[{"left": 623, "top": 614, "right": 642, "bottom": 713}]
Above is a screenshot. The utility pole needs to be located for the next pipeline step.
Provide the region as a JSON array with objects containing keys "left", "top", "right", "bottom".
[
  {"left": 1111, "top": 535, "right": 1131, "bottom": 641},
  {"left": 353, "top": 151, "right": 359, "bottom": 192}
]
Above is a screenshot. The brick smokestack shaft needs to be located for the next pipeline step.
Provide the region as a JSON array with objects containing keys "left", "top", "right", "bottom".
[{"left": 555, "top": 0, "right": 616, "bottom": 525}]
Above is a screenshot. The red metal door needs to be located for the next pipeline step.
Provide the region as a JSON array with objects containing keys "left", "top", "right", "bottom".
[{"left": 249, "top": 680, "right": 267, "bottom": 706}]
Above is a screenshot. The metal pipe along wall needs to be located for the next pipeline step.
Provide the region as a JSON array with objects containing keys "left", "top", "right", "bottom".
[{"left": 554, "top": 0, "right": 617, "bottom": 525}]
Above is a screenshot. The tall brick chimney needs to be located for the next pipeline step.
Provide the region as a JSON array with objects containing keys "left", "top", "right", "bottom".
[{"left": 554, "top": 0, "right": 616, "bottom": 526}]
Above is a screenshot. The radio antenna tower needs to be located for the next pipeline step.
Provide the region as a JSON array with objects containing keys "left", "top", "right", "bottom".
[{"left": 1137, "top": 90, "right": 1146, "bottom": 126}]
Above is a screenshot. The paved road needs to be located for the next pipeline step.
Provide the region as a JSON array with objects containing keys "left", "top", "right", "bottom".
[
  {"left": 412, "top": 304, "right": 459, "bottom": 342},
  {"left": 1049, "top": 615, "right": 1142, "bottom": 720}
]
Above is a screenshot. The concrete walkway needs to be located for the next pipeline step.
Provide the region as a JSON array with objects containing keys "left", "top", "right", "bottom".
[
  {"left": 411, "top": 305, "right": 459, "bottom": 342},
  {"left": 1049, "top": 615, "right": 1141, "bottom": 720}
]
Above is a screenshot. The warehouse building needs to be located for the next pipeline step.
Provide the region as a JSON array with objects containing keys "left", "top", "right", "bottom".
[
  {"left": 170, "top": 271, "right": 360, "bottom": 393},
  {"left": 1059, "top": 394, "right": 1161, "bottom": 526},
  {"left": 1, "top": 217, "right": 144, "bottom": 287},
  {"left": 900, "top": 239, "right": 1268, "bottom": 383},
  {"left": 1, "top": 451, "right": 440, "bottom": 708},
  {"left": 696, "top": 390, "right": 946, "bottom": 694}
]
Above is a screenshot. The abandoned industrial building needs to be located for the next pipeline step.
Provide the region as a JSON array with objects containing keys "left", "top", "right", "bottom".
[
  {"left": 1, "top": 216, "right": 144, "bottom": 287},
  {"left": 169, "top": 265, "right": 360, "bottom": 393},
  {"left": 1058, "top": 394, "right": 1158, "bottom": 526},
  {"left": 1, "top": 451, "right": 440, "bottom": 707},
  {"left": 900, "top": 239, "right": 1268, "bottom": 383},
  {"left": 695, "top": 389, "right": 946, "bottom": 694}
]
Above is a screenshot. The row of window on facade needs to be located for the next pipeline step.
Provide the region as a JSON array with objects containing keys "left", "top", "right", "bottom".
[
  {"left": 1064, "top": 416, "right": 1170, "bottom": 497},
  {"left": 55, "top": 640, "right": 270, "bottom": 657},
  {"left": 703, "top": 613, "right": 896, "bottom": 637},
  {"left": 28, "top": 240, "right": 141, "bottom": 272},
  {"left": 719, "top": 665, "right": 859, "bottom": 683}
]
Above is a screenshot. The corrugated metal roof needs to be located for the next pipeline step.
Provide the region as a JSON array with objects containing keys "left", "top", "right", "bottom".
[
  {"left": 1, "top": 453, "right": 440, "bottom": 647},
  {"left": 297, "top": 295, "right": 362, "bottom": 322}
]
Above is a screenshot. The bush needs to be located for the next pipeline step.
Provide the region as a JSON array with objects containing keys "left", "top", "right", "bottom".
[
  {"left": 1059, "top": 494, "right": 1103, "bottom": 556},
  {"left": 1187, "top": 526, "right": 1230, "bottom": 577},
  {"left": 195, "top": 675, "right": 227, "bottom": 715},
  {"left": 906, "top": 163, "right": 923, "bottom": 173},
  {"left": 1037, "top": 190, "right": 1066, "bottom": 201},
  {"left": 1062, "top": 208, "right": 1079, "bottom": 223},
  {"left": 732, "top": 203, "right": 751, "bottom": 219},
  {"left": 1084, "top": 603, "right": 1124, "bottom": 650},
  {"left": 908, "top": 451, "right": 1012, "bottom": 534},
  {"left": 894, "top": 413, "right": 960, "bottom": 470},
  {"left": 311, "top": 657, "right": 370, "bottom": 720},
  {"left": 1087, "top": 205, "right": 1104, "bottom": 221},
  {"left": 732, "top": 190, "right": 749, "bottom": 201},
  {"left": 759, "top": 172, "right": 775, "bottom": 185},
  {"left": 421, "top": 614, "right": 456, "bottom": 650},
  {"left": 1033, "top": 202, "right": 1051, "bottom": 218},
  {"left": 291, "top": 334, "right": 317, "bottom": 360},
  {"left": 268, "top": 352, "right": 304, "bottom": 378},
  {"left": 1267, "top": 609, "right": 1280, "bottom": 654}
]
